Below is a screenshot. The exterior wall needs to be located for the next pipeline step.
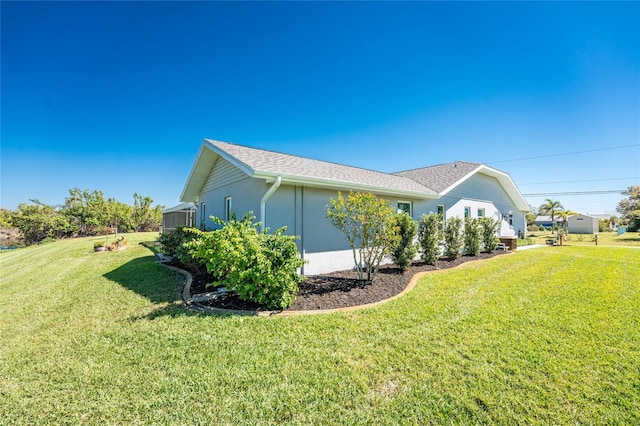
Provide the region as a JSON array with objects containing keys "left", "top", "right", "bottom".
[
  {"left": 197, "top": 176, "right": 266, "bottom": 229},
  {"left": 193, "top": 163, "right": 528, "bottom": 274},
  {"left": 268, "top": 186, "right": 421, "bottom": 274},
  {"left": 568, "top": 215, "right": 599, "bottom": 234},
  {"left": 414, "top": 173, "right": 526, "bottom": 237}
]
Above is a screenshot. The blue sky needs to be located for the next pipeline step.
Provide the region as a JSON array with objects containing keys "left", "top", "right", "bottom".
[{"left": 2, "top": 1, "right": 639, "bottom": 215}]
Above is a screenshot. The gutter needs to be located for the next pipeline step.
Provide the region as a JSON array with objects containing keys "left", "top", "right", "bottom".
[{"left": 260, "top": 175, "right": 282, "bottom": 231}]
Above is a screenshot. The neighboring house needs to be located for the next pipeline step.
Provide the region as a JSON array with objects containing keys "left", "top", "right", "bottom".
[
  {"left": 567, "top": 214, "right": 599, "bottom": 234},
  {"left": 534, "top": 215, "right": 563, "bottom": 229},
  {"left": 179, "top": 139, "right": 529, "bottom": 275},
  {"left": 162, "top": 202, "right": 196, "bottom": 233}
]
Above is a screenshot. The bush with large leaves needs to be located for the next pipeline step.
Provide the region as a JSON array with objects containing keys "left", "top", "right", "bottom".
[{"left": 184, "top": 214, "right": 305, "bottom": 310}]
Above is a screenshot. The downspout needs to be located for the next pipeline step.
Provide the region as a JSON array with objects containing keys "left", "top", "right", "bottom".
[{"left": 260, "top": 176, "right": 282, "bottom": 231}]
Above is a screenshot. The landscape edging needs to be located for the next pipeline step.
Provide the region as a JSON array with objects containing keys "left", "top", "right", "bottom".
[{"left": 158, "top": 251, "right": 514, "bottom": 317}]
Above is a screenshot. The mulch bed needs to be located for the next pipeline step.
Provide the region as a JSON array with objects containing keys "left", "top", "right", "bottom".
[{"left": 184, "top": 251, "right": 508, "bottom": 313}]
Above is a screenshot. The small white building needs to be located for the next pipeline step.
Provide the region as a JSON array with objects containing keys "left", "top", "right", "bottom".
[{"left": 567, "top": 214, "right": 599, "bottom": 234}]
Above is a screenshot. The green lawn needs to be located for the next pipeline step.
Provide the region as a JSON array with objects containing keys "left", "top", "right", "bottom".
[
  {"left": 526, "top": 230, "right": 640, "bottom": 247},
  {"left": 1, "top": 235, "right": 639, "bottom": 424}
]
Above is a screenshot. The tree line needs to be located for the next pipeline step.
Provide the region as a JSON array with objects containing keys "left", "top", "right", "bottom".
[{"left": 0, "top": 188, "right": 164, "bottom": 245}]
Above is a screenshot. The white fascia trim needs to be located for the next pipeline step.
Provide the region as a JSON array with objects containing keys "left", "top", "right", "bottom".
[
  {"left": 179, "top": 143, "right": 210, "bottom": 202},
  {"left": 163, "top": 202, "right": 196, "bottom": 214},
  {"left": 254, "top": 172, "right": 439, "bottom": 200},
  {"left": 202, "top": 139, "right": 255, "bottom": 176}
]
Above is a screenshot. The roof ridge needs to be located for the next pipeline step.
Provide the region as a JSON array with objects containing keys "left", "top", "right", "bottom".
[
  {"left": 394, "top": 160, "right": 481, "bottom": 174},
  {"left": 208, "top": 139, "right": 419, "bottom": 179}
]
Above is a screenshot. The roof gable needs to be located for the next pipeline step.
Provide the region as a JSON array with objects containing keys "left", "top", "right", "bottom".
[
  {"left": 394, "top": 162, "right": 481, "bottom": 193},
  {"left": 180, "top": 139, "right": 529, "bottom": 211},
  {"left": 197, "top": 139, "right": 436, "bottom": 197}
]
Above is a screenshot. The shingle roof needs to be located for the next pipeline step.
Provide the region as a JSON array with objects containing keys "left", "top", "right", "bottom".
[
  {"left": 393, "top": 161, "right": 481, "bottom": 193},
  {"left": 181, "top": 139, "right": 530, "bottom": 211},
  {"left": 208, "top": 140, "right": 436, "bottom": 195}
]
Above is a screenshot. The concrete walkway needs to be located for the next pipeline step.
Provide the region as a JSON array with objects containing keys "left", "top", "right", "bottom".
[{"left": 516, "top": 244, "right": 546, "bottom": 251}]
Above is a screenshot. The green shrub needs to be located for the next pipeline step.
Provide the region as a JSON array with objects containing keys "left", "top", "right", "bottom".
[
  {"left": 418, "top": 213, "right": 442, "bottom": 266},
  {"left": 326, "top": 192, "right": 399, "bottom": 282},
  {"left": 389, "top": 212, "right": 418, "bottom": 272},
  {"left": 464, "top": 217, "right": 481, "bottom": 256},
  {"left": 480, "top": 217, "right": 500, "bottom": 252},
  {"left": 157, "top": 226, "right": 193, "bottom": 257},
  {"left": 444, "top": 217, "right": 464, "bottom": 259},
  {"left": 187, "top": 213, "right": 305, "bottom": 310},
  {"left": 538, "top": 225, "right": 545, "bottom": 232}
]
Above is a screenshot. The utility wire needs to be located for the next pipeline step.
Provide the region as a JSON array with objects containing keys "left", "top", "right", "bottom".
[
  {"left": 519, "top": 176, "right": 639, "bottom": 186},
  {"left": 487, "top": 144, "right": 639, "bottom": 164},
  {"left": 523, "top": 190, "right": 625, "bottom": 196}
]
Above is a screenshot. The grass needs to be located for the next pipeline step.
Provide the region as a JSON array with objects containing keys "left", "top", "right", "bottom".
[
  {"left": 526, "top": 230, "right": 640, "bottom": 247},
  {"left": 1, "top": 234, "right": 639, "bottom": 424}
]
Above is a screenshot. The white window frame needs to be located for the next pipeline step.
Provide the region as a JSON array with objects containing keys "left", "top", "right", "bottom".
[
  {"left": 224, "top": 196, "right": 233, "bottom": 221},
  {"left": 397, "top": 201, "right": 412, "bottom": 216},
  {"left": 464, "top": 206, "right": 471, "bottom": 218},
  {"left": 200, "top": 202, "right": 206, "bottom": 230},
  {"left": 477, "top": 208, "right": 485, "bottom": 218}
]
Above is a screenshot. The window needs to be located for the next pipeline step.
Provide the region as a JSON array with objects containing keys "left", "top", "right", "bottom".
[
  {"left": 397, "top": 201, "right": 411, "bottom": 216},
  {"left": 225, "top": 197, "right": 232, "bottom": 221},
  {"left": 464, "top": 207, "right": 471, "bottom": 218},
  {"left": 437, "top": 204, "right": 445, "bottom": 219},
  {"left": 508, "top": 211, "right": 514, "bottom": 226},
  {"left": 200, "top": 202, "right": 206, "bottom": 230},
  {"left": 477, "top": 208, "right": 485, "bottom": 218}
]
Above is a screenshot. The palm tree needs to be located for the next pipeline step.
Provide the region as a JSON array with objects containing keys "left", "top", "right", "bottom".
[
  {"left": 538, "top": 199, "right": 564, "bottom": 234},
  {"left": 557, "top": 209, "right": 578, "bottom": 233}
]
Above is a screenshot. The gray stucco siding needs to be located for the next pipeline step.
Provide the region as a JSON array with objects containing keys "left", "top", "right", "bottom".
[
  {"left": 264, "top": 184, "right": 297, "bottom": 234},
  {"left": 300, "top": 187, "right": 350, "bottom": 253},
  {"left": 197, "top": 177, "right": 266, "bottom": 229}
]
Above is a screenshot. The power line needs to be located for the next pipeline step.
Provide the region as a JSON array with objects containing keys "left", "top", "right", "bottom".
[
  {"left": 487, "top": 144, "right": 639, "bottom": 164},
  {"left": 523, "top": 190, "right": 625, "bottom": 196},
  {"left": 519, "top": 176, "right": 639, "bottom": 186}
]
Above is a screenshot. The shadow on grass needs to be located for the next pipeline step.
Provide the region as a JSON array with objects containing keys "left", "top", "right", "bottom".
[
  {"left": 104, "top": 255, "right": 184, "bottom": 304},
  {"left": 616, "top": 236, "right": 640, "bottom": 243},
  {"left": 129, "top": 302, "right": 208, "bottom": 320}
]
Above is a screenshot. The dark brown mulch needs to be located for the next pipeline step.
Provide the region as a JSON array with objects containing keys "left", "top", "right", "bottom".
[{"left": 184, "top": 251, "right": 508, "bottom": 312}]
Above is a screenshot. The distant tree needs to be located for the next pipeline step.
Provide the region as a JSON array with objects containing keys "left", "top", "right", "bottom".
[
  {"left": 11, "top": 200, "right": 73, "bottom": 245},
  {"left": 538, "top": 199, "right": 564, "bottom": 234},
  {"left": 0, "top": 208, "right": 13, "bottom": 228},
  {"left": 389, "top": 212, "right": 418, "bottom": 272},
  {"left": 326, "top": 192, "right": 398, "bottom": 282},
  {"left": 617, "top": 186, "right": 640, "bottom": 231},
  {"left": 525, "top": 211, "right": 538, "bottom": 227},
  {"left": 106, "top": 198, "right": 133, "bottom": 233},
  {"left": 63, "top": 188, "right": 108, "bottom": 236},
  {"left": 131, "top": 193, "right": 163, "bottom": 232}
]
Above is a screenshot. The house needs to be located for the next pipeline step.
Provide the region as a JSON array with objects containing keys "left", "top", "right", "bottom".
[
  {"left": 179, "top": 139, "right": 529, "bottom": 275},
  {"left": 534, "top": 215, "right": 563, "bottom": 229},
  {"left": 567, "top": 214, "right": 599, "bottom": 234}
]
